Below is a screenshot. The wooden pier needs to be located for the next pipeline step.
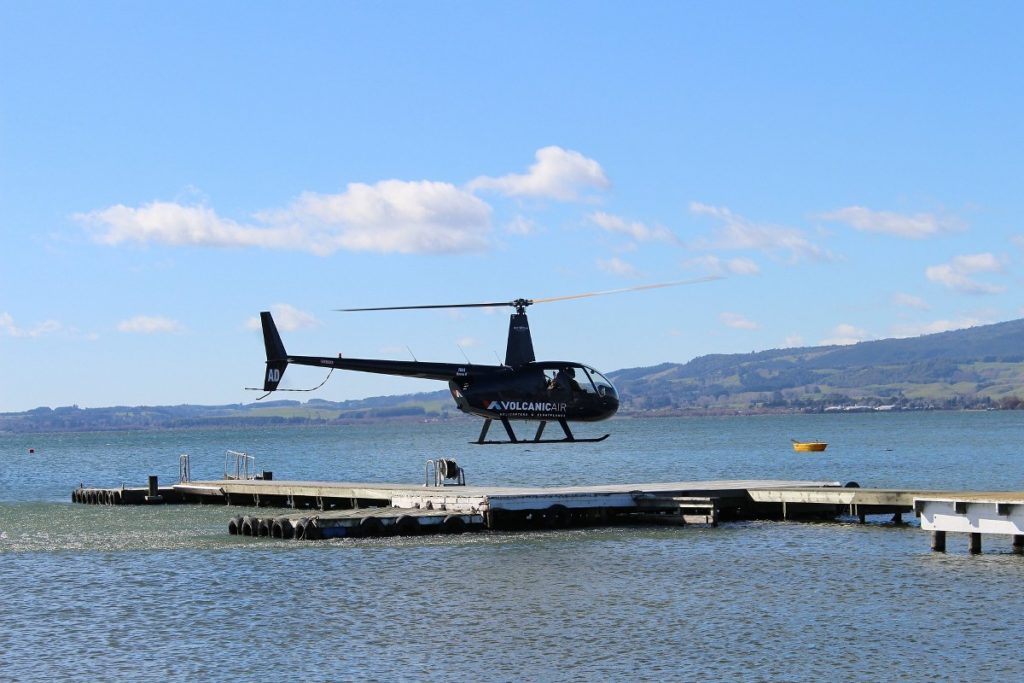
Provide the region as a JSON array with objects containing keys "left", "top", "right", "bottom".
[
  {"left": 70, "top": 469, "right": 1024, "bottom": 549},
  {"left": 56, "top": 476, "right": 915, "bottom": 536},
  {"left": 190, "top": 477, "right": 822, "bottom": 538}
]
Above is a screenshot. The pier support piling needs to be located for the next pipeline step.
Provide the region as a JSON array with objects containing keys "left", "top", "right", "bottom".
[
  {"left": 969, "top": 532, "right": 982, "bottom": 554},
  {"left": 1014, "top": 535, "right": 1024, "bottom": 553},
  {"left": 930, "top": 530, "right": 946, "bottom": 552}
]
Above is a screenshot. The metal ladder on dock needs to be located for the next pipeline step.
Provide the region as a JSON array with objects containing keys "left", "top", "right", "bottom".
[
  {"left": 424, "top": 458, "right": 466, "bottom": 487},
  {"left": 224, "top": 449, "right": 256, "bottom": 480}
]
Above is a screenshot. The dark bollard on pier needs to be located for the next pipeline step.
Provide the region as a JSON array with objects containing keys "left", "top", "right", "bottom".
[{"left": 145, "top": 475, "right": 163, "bottom": 503}]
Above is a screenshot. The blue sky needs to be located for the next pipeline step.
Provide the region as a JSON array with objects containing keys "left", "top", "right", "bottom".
[{"left": 2, "top": 2, "right": 1022, "bottom": 412}]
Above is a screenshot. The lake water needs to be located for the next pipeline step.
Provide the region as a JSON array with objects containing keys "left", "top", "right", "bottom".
[{"left": 2, "top": 412, "right": 1024, "bottom": 681}]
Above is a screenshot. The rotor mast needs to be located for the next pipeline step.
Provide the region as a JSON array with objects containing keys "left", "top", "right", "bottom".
[{"left": 504, "top": 307, "right": 535, "bottom": 367}]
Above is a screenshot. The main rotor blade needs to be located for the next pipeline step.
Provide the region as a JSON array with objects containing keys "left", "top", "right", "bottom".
[
  {"left": 338, "top": 276, "right": 721, "bottom": 312},
  {"left": 529, "top": 275, "right": 723, "bottom": 305},
  {"left": 337, "top": 301, "right": 514, "bottom": 312}
]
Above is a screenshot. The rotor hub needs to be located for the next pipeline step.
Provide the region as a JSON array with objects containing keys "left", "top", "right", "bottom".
[{"left": 512, "top": 298, "right": 533, "bottom": 314}]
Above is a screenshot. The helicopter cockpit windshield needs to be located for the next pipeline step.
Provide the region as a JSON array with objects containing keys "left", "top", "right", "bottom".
[{"left": 584, "top": 366, "right": 616, "bottom": 398}]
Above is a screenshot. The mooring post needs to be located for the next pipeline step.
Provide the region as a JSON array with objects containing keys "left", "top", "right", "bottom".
[
  {"left": 145, "top": 475, "right": 163, "bottom": 503},
  {"left": 969, "top": 532, "right": 982, "bottom": 554},
  {"left": 1013, "top": 535, "right": 1024, "bottom": 553},
  {"left": 930, "top": 530, "right": 946, "bottom": 552}
]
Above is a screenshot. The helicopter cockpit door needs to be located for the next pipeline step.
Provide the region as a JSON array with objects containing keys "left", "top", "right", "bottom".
[{"left": 542, "top": 364, "right": 600, "bottom": 401}]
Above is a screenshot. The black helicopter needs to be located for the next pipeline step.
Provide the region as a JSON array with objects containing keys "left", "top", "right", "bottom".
[{"left": 255, "top": 279, "right": 716, "bottom": 444}]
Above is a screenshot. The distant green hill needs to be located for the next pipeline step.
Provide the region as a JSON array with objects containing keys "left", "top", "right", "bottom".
[
  {"left": 0, "top": 391, "right": 457, "bottom": 433},
  {"left": 3, "top": 318, "right": 1023, "bottom": 432},
  {"left": 608, "top": 317, "right": 1024, "bottom": 414}
]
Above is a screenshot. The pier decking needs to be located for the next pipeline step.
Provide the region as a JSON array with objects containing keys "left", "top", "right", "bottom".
[
  {"left": 70, "top": 474, "right": 1024, "bottom": 550},
  {"left": 184, "top": 477, "right": 851, "bottom": 539}
]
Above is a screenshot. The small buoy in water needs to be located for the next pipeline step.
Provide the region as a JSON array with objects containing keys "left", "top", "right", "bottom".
[{"left": 28, "top": 448, "right": 34, "bottom": 454}]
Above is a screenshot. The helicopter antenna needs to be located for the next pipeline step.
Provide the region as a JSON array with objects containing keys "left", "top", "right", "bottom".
[
  {"left": 457, "top": 344, "right": 472, "bottom": 365},
  {"left": 245, "top": 369, "right": 335, "bottom": 398},
  {"left": 406, "top": 346, "right": 418, "bottom": 362}
]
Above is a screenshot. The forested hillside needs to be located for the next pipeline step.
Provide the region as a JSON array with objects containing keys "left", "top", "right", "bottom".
[
  {"left": 4, "top": 319, "right": 1023, "bottom": 432},
  {"left": 609, "top": 318, "right": 1024, "bottom": 413}
]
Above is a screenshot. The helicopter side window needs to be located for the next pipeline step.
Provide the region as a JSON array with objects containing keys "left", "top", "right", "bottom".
[{"left": 545, "top": 366, "right": 588, "bottom": 394}]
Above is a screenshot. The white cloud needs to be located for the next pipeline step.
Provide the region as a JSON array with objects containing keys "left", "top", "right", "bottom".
[
  {"left": 275, "top": 180, "right": 491, "bottom": 253},
  {"left": 80, "top": 202, "right": 297, "bottom": 249},
  {"left": 819, "top": 206, "right": 962, "bottom": 238},
  {"left": 952, "top": 253, "right": 1003, "bottom": 272},
  {"left": 891, "top": 317, "right": 983, "bottom": 337},
  {"left": 925, "top": 253, "right": 1006, "bottom": 295},
  {"left": 820, "top": 323, "right": 872, "bottom": 346},
  {"left": 245, "top": 304, "right": 320, "bottom": 332},
  {"left": 505, "top": 216, "right": 539, "bottom": 235},
  {"left": 596, "top": 256, "right": 641, "bottom": 278},
  {"left": 117, "top": 315, "right": 184, "bottom": 334},
  {"left": 588, "top": 211, "right": 676, "bottom": 243},
  {"left": 79, "top": 180, "right": 492, "bottom": 255},
  {"left": 0, "top": 312, "right": 63, "bottom": 338},
  {"left": 468, "top": 146, "right": 609, "bottom": 201},
  {"left": 724, "top": 257, "right": 761, "bottom": 275},
  {"left": 689, "top": 202, "right": 832, "bottom": 263},
  {"left": 892, "top": 292, "right": 930, "bottom": 310},
  {"left": 720, "top": 312, "right": 758, "bottom": 330},
  {"left": 783, "top": 335, "right": 804, "bottom": 348},
  {"left": 456, "top": 336, "right": 479, "bottom": 349},
  {"left": 80, "top": 148, "right": 610, "bottom": 255},
  {"left": 686, "top": 255, "right": 760, "bottom": 276}
]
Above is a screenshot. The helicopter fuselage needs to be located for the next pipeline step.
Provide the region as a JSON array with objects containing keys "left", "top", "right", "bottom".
[
  {"left": 278, "top": 353, "right": 619, "bottom": 423},
  {"left": 449, "top": 362, "right": 618, "bottom": 423}
]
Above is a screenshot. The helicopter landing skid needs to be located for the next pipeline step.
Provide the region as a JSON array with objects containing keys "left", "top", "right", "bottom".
[{"left": 473, "top": 417, "right": 609, "bottom": 445}]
